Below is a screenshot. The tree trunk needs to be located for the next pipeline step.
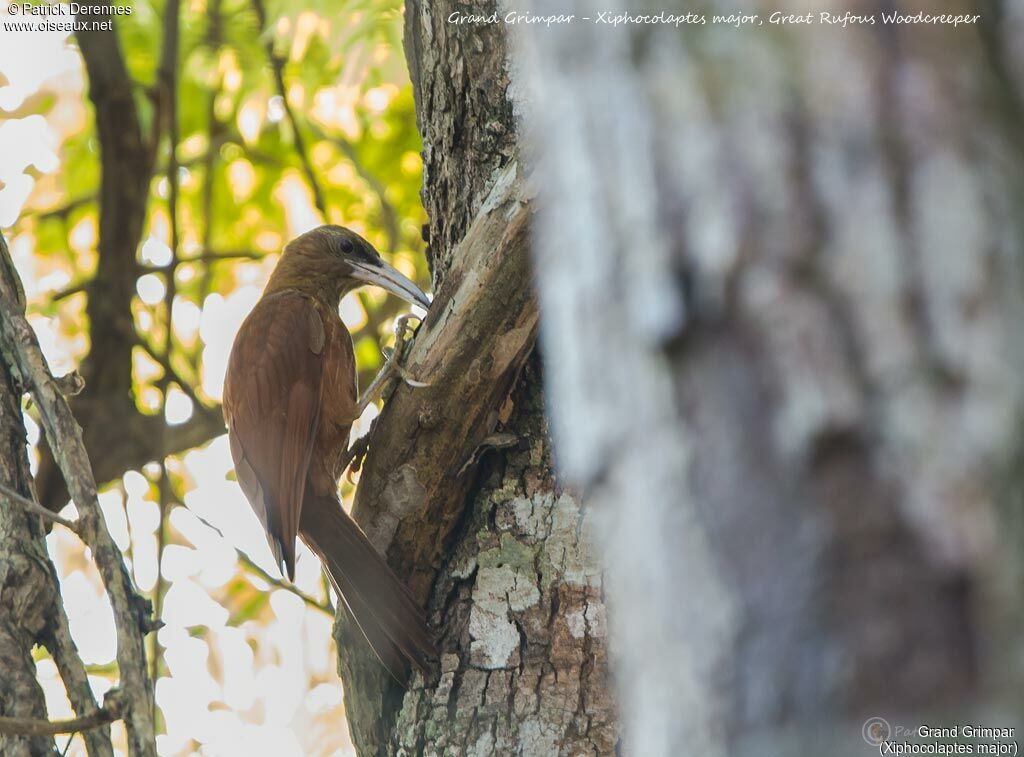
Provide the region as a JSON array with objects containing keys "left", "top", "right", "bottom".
[
  {"left": 334, "top": 1, "right": 619, "bottom": 753},
  {"left": 1, "top": 231, "right": 120, "bottom": 757},
  {"left": 1, "top": 230, "right": 156, "bottom": 755},
  {"left": 519, "top": 0, "right": 1024, "bottom": 754},
  {"left": 0, "top": 322, "right": 56, "bottom": 757}
]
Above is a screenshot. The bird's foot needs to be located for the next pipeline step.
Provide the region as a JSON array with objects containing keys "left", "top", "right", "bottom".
[
  {"left": 339, "top": 416, "right": 376, "bottom": 483},
  {"left": 382, "top": 313, "right": 429, "bottom": 389},
  {"left": 352, "top": 314, "right": 429, "bottom": 419}
]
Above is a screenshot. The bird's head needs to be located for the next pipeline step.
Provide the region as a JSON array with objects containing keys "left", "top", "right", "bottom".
[{"left": 268, "top": 225, "right": 430, "bottom": 309}]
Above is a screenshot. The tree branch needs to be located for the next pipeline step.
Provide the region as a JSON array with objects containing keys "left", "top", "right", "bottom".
[
  {"left": 34, "top": 385, "right": 226, "bottom": 518},
  {"left": 0, "top": 234, "right": 157, "bottom": 756},
  {"left": 0, "top": 480, "right": 80, "bottom": 532},
  {"left": 32, "top": 4, "right": 157, "bottom": 520},
  {"left": 48, "top": 249, "right": 266, "bottom": 302},
  {"left": 0, "top": 235, "right": 58, "bottom": 756},
  {"left": 336, "top": 161, "right": 536, "bottom": 750},
  {"left": 0, "top": 711, "right": 115, "bottom": 738},
  {"left": 151, "top": 0, "right": 182, "bottom": 688},
  {"left": 140, "top": 248, "right": 267, "bottom": 271},
  {"left": 190, "top": 512, "right": 335, "bottom": 616},
  {"left": 197, "top": 0, "right": 224, "bottom": 299},
  {"left": 347, "top": 162, "right": 537, "bottom": 596},
  {"left": 1, "top": 231, "right": 115, "bottom": 757},
  {"left": 0, "top": 689, "right": 125, "bottom": 737},
  {"left": 306, "top": 122, "right": 401, "bottom": 253},
  {"left": 75, "top": 3, "right": 150, "bottom": 396},
  {"left": 25, "top": 195, "right": 96, "bottom": 222},
  {"left": 251, "top": 0, "right": 326, "bottom": 217},
  {"left": 43, "top": 601, "right": 116, "bottom": 757},
  {"left": 132, "top": 333, "right": 202, "bottom": 409}
]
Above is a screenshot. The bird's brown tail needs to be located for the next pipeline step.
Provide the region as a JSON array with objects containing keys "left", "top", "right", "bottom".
[{"left": 298, "top": 493, "right": 436, "bottom": 683}]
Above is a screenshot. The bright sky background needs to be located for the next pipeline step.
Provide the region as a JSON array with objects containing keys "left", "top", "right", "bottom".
[{"left": 0, "top": 9, "right": 404, "bottom": 754}]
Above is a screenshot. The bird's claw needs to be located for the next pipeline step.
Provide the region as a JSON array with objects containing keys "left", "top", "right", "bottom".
[
  {"left": 380, "top": 346, "right": 430, "bottom": 388},
  {"left": 380, "top": 314, "right": 430, "bottom": 389},
  {"left": 397, "top": 367, "right": 430, "bottom": 388},
  {"left": 352, "top": 313, "right": 429, "bottom": 417},
  {"left": 343, "top": 427, "right": 374, "bottom": 483}
]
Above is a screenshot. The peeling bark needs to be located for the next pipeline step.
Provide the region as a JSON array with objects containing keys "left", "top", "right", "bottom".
[
  {"left": 335, "top": 0, "right": 619, "bottom": 752},
  {"left": 348, "top": 161, "right": 537, "bottom": 601}
]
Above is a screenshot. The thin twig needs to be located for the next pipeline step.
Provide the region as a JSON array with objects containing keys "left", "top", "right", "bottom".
[
  {"left": 0, "top": 480, "right": 79, "bottom": 532},
  {"left": 251, "top": 0, "right": 326, "bottom": 217},
  {"left": 0, "top": 687, "right": 126, "bottom": 737},
  {"left": 51, "top": 249, "right": 265, "bottom": 304},
  {"left": 198, "top": 0, "right": 224, "bottom": 299},
  {"left": 140, "top": 249, "right": 267, "bottom": 272},
  {"left": 238, "top": 546, "right": 336, "bottom": 617},
  {"left": 48, "top": 282, "right": 89, "bottom": 302},
  {"left": 20, "top": 195, "right": 97, "bottom": 222},
  {"left": 45, "top": 589, "right": 116, "bottom": 757},
  {"left": 190, "top": 511, "right": 335, "bottom": 616},
  {"left": 306, "top": 122, "right": 401, "bottom": 253},
  {"left": 132, "top": 333, "right": 205, "bottom": 419},
  {"left": 0, "top": 710, "right": 116, "bottom": 737},
  {"left": 151, "top": 0, "right": 182, "bottom": 693}
]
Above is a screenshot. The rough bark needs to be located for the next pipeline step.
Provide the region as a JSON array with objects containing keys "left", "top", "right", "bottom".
[
  {"left": 0, "top": 287, "right": 56, "bottom": 757},
  {"left": 0, "top": 230, "right": 156, "bottom": 756},
  {"left": 335, "top": 0, "right": 619, "bottom": 753},
  {"left": 0, "top": 231, "right": 119, "bottom": 757},
  {"left": 346, "top": 161, "right": 537, "bottom": 602},
  {"left": 403, "top": 0, "right": 517, "bottom": 281},
  {"left": 389, "top": 367, "right": 618, "bottom": 755},
  {"left": 519, "top": 0, "right": 1024, "bottom": 754}
]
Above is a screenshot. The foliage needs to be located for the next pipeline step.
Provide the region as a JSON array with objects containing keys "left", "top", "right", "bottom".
[{"left": 2, "top": 0, "right": 427, "bottom": 753}]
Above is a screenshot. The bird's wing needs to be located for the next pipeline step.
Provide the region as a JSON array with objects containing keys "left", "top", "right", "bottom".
[{"left": 222, "top": 290, "right": 325, "bottom": 580}]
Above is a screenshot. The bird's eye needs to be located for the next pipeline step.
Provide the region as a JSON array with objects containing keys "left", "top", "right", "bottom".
[{"left": 337, "top": 237, "right": 354, "bottom": 254}]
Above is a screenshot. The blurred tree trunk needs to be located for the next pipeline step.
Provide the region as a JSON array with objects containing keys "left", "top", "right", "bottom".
[
  {"left": 519, "top": 0, "right": 1024, "bottom": 755},
  {"left": 333, "top": 1, "right": 619, "bottom": 754}
]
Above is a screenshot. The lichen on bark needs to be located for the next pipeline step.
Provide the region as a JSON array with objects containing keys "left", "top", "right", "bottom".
[
  {"left": 335, "top": 1, "right": 620, "bottom": 751},
  {"left": 387, "top": 366, "right": 617, "bottom": 756}
]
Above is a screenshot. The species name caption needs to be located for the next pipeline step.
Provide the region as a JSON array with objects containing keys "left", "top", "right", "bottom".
[{"left": 447, "top": 10, "right": 981, "bottom": 28}]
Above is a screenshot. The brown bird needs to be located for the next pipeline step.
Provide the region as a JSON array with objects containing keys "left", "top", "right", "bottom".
[{"left": 222, "top": 225, "right": 436, "bottom": 681}]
